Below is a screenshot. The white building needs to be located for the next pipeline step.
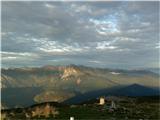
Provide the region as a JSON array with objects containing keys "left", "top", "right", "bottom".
[
  {"left": 99, "top": 97, "right": 105, "bottom": 105},
  {"left": 70, "top": 117, "right": 74, "bottom": 120}
]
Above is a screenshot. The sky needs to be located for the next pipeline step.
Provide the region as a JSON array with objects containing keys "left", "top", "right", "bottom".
[{"left": 1, "top": 1, "right": 159, "bottom": 69}]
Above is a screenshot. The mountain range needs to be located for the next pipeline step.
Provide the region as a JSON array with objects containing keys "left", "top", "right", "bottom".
[{"left": 1, "top": 65, "right": 159, "bottom": 108}]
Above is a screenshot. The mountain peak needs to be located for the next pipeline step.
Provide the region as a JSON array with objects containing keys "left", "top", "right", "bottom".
[
  {"left": 61, "top": 66, "right": 82, "bottom": 80},
  {"left": 130, "top": 83, "right": 143, "bottom": 87}
]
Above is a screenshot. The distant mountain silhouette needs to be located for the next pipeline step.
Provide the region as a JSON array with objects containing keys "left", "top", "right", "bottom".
[
  {"left": 111, "top": 84, "right": 159, "bottom": 96},
  {"left": 64, "top": 84, "right": 159, "bottom": 104}
]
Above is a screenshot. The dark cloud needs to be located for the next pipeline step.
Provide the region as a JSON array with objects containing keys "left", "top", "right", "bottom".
[{"left": 1, "top": 1, "right": 159, "bottom": 69}]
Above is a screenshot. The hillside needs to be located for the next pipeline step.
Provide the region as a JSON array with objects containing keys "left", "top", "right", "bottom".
[{"left": 1, "top": 96, "right": 160, "bottom": 120}]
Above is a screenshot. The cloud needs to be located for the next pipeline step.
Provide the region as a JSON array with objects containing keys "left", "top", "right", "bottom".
[
  {"left": 1, "top": 1, "right": 159, "bottom": 69},
  {"left": 89, "top": 60, "right": 102, "bottom": 64},
  {"left": 1, "top": 51, "right": 38, "bottom": 61},
  {"left": 2, "top": 56, "right": 17, "bottom": 60},
  {"left": 96, "top": 41, "right": 117, "bottom": 50}
]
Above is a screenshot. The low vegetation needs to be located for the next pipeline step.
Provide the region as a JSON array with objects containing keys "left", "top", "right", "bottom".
[{"left": 1, "top": 96, "right": 159, "bottom": 120}]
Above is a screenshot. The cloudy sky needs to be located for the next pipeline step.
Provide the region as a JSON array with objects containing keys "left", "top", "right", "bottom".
[{"left": 1, "top": 1, "right": 159, "bottom": 69}]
